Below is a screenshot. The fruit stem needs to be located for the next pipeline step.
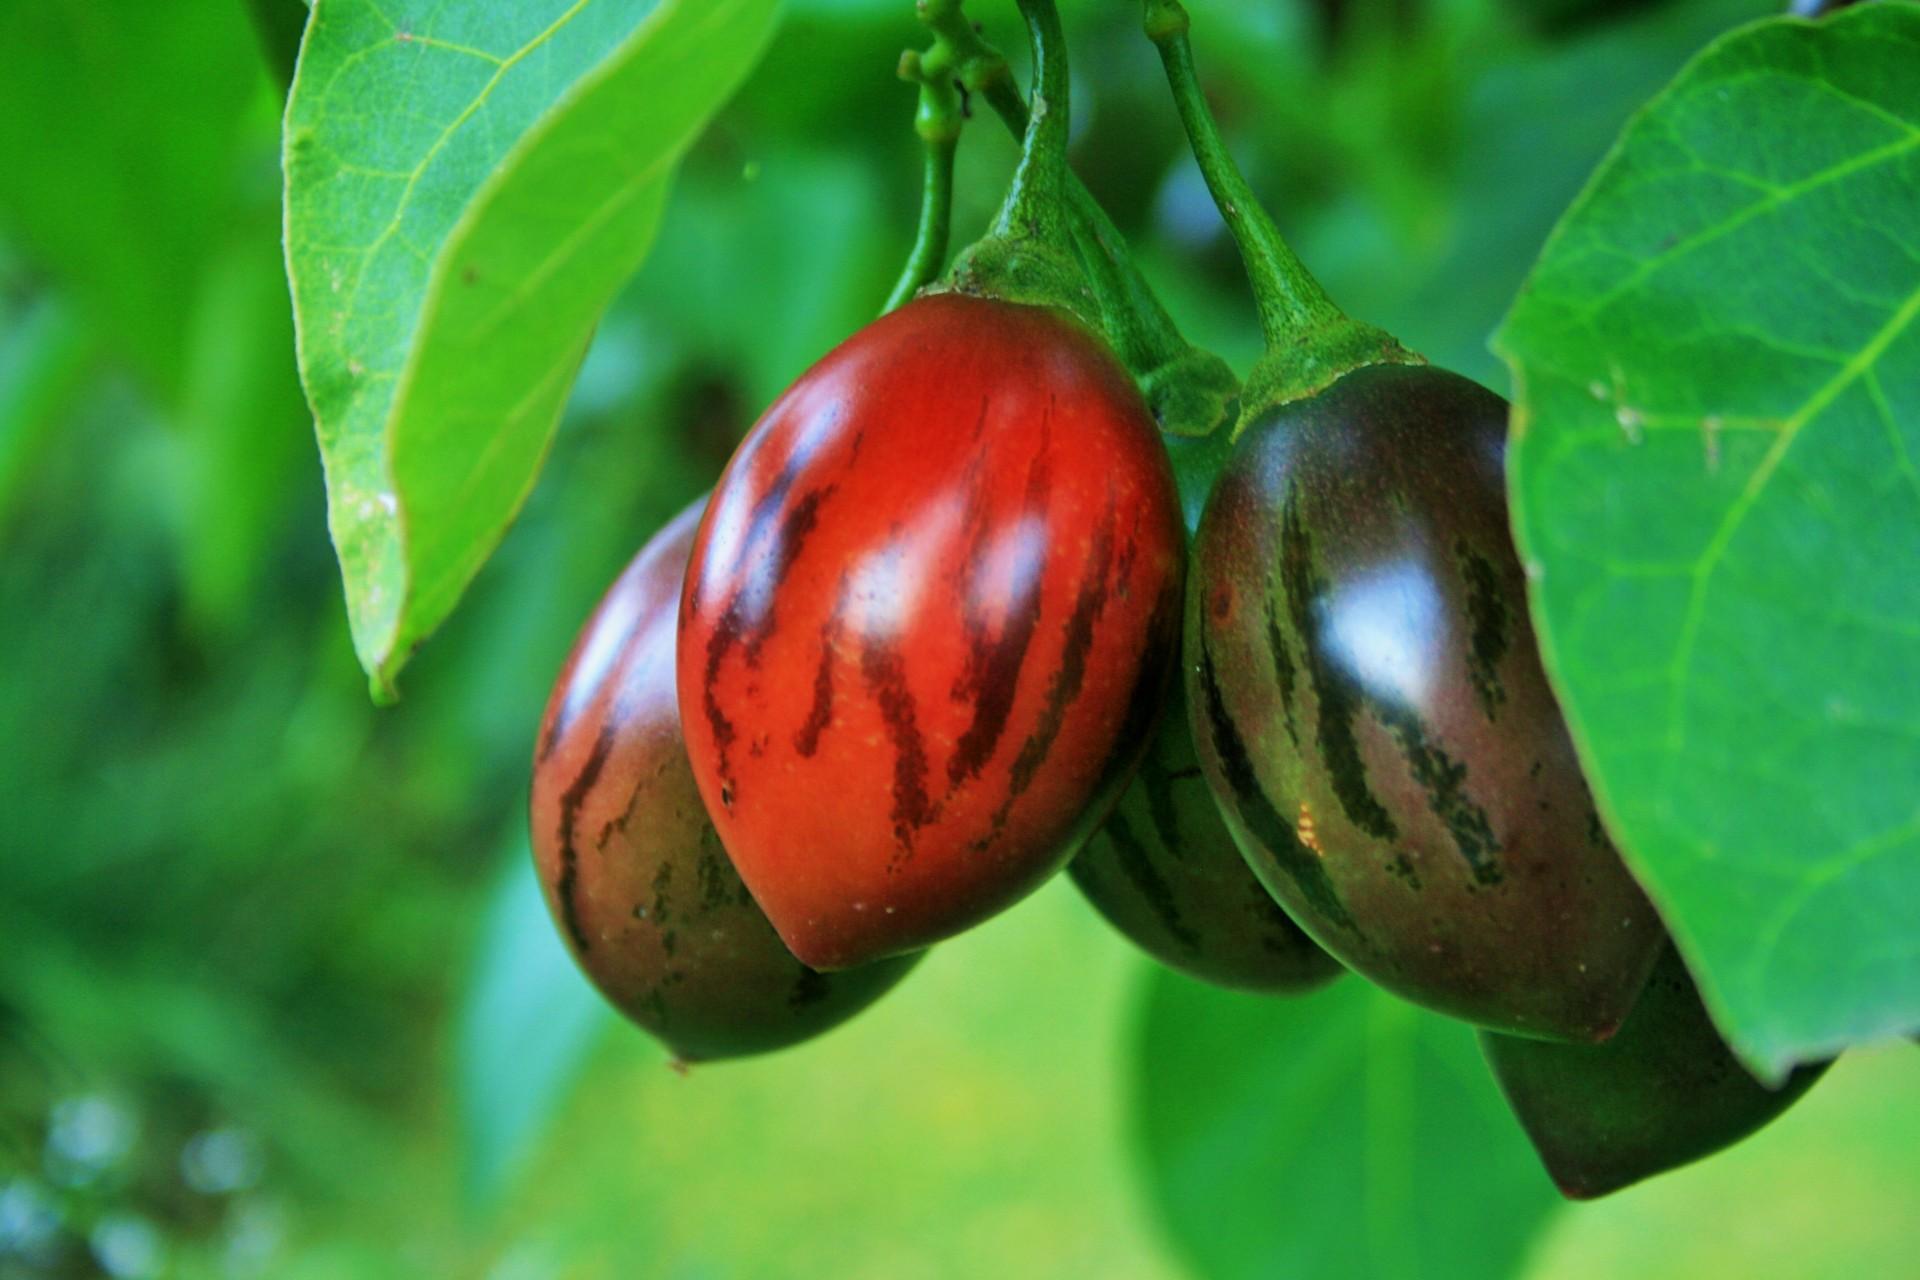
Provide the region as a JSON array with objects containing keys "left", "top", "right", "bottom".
[
  {"left": 882, "top": 48, "right": 961, "bottom": 313},
  {"left": 1141, "top": 0, "right": 1340, "bottom": 346},
  {"left": 1143, "top": 0, "right": 1417, "bottom": 421},
  {"left": 993, "top": 0, "right": 1070, "bottom": 245},
  {"left": 929, "top": 0, "right": 1095, "bottom": 322},
  {"left": 918, "top": 1, "right": 1239, "bottom": 454}
]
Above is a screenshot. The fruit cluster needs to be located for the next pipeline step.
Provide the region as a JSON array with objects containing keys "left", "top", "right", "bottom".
[{"left": 529, "top": 0, "right": 1832, "bottom": 1201}]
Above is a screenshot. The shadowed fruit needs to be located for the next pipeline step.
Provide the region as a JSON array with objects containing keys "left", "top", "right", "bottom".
[
  {"left": 531, "top": 500, "right": 918, "bottom": 1062},
  {"left": 1482, "top": 944, "right": 1832, "bottom": 1198},
  {"left": 678, "top": 293, "right": 1185, "bottom": 970},
  {"left": 1070, "top": 678, "right": 1343, "bottom": 993},
  {"left": 1185, "top": 362, "right": 1662, "bottom": 1041}
]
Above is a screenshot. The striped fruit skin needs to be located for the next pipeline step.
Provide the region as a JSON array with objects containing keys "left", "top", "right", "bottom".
[
  {"left": 530, "top": 500, "right": 918, "bottom": 1062},
  {"left": 1070, "top": 677, "right": 1344, "bottom": 993},
  {"left": 1186, "top": 363, "right": 1662, "bottom": 1042},
  {"left": 678, "top": 294, "right": 1184, "bottom": 970},
  {"left": 1481, "top": 944, "right": 1831, "bottom": 1199}
]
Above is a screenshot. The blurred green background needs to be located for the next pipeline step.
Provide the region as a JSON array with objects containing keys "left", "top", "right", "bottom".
[{"left": 2, "top": 0, "right": 1913, "bottom": 1276}]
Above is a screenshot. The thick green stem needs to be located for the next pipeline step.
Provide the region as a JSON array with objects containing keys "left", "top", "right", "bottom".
[
  {"left": 933, "top": 0, "right": 1091, "bottom": 318},
  {"left": 921, "top": 6, "right": 1236, "bottom": 442},
  {"left": 1143, "top": 0, "right": 1416, "bottom": 421},
  {"left": 972, "top": 78, "right": 1169, "bottom": 374},
  {"left": 883, "top": 50, "right": 961, "bottom": 313},
  {"left": 991, "top": 0, "right": 1070, "bottom": 246},
  {"left": 1143, "top": 0, "right": 1340, "bottom": 348}
]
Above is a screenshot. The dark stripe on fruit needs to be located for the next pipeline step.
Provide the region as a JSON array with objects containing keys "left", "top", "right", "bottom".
[
  {"left": 650, "top": 858, "right": 674, "bottom": 927},
  {"left": 703, "top": 479, "right": 838, "bottom": 795},
  {"left": 1456, "top": 540, "right": 1509, "bottom": 721},
  {"left": 555, "top": 720, "right": 615, "bottom": 954},
  {"left": 1282, "top": 513, "right": 1504, "bottom": 883},
  {"left": 1141, "top": 756, "right": 1186, "bottom": 863},
  {"left": 701, "top": 621, "right": 740, "bottom": 803},
  {"left": 1196, "top": 632, "right": 1356, "bottom": 933},
  {"left": 1104, "top": 810, "right": 1200, "bottom": 952},
  {"left": 793, "top": 621, "right": 837, "bottom": 757},
  {"left": 1005, "top": 497, "right": 1117, "bottom": 806},
  {"left": 691, "top": 440, "right": 809, "bottom": 618},
  {"left": 542, "top": 625, "right": 632, "bottom": 762},
  {"left": 700, "top": 823, "right": 756, "bottom": 907},
  {"left": 1244, "top": 875, "right": 1307, "bottom": 950},
  {"left": 949, "top": 433, "right": 1053, "bottom": 787},
  {"left": 695, "top": 838, "right": 734, "bottom": 912},
  {"left": 1264, "top": 596, "right": 1301, "bottom": 746},
  {"left": 1370, "top": 702, "right": 1503, "bottom": 886},
  {"left": 1115, "top": 495, "right": 1141, "bottom": 595},
  {"left": 743, "top": 484, "right": 835, "bottom": 664},
  {"left": 1091, "top": 580, "right": 1179, "bottom": 804},
  {"left": 860, "top": 633, "right": 935, "bottom": 854},
  {"left": 1280, "top": 502, "right": 1398, "bottom": 841}
]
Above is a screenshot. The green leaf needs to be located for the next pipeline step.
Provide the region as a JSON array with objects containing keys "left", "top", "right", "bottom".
[
  {"left": 455, "top": 841, "right": 610, "bottom": 1210},
  {"left": 285, "top": 0, "right": 780, "bottom": 699},
  {"left": 1495, "top": 4, "right": 1920, "bottom": 1079},
  {"left": 1130, "top": 973, "right": 1559, "bottom": 1280}
]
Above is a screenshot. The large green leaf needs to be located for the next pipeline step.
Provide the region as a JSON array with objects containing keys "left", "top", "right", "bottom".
[
  {"left": 285, "top": 0, "right": 780, "bottom": 699},
  {"left": 1130, "top": 973, "right": 1559, "bottom": 1280},
  {"left": 1496, "top": 4, "right": 1920, "bottom": 1079}
]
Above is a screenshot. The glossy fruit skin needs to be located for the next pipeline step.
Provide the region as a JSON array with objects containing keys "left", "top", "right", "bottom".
[
  {"left": 678, "top": 293, "right": 1185, "bottom": 970},
  {"left": 1070, "top": 677, "right": 1344, "bottom": 993},
  {"left": 1481, "top": 944, "right": 1831, "bottom": 1199},
  {"left": 531, "top": 500, "right": 918, "bottom": 1061},
  {"left": 1185, "top": 362, "right": 1662, "bottom": 1041}
]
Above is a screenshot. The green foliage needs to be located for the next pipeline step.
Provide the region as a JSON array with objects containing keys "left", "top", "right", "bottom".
[
  {"left": 455, "top": 844, "right": 610, "bottom": 1210},
  {"left": 285, "top": 0, "right": 778, "bottom": 698},
  {"left": 0, "top": 0, "right": 307, "bottom": 638},
  {"left": 1497, "top": 2, "right": 1920, "bottom": 1079},
  {"left": 0, "top": 0, "right": 261, "bottom": 399},
  {"left": 4, "top": 0, "right": 1919, "bottom": 1274},
  {"left": 0, "top": 295, "right": 95, "bottom": 520},
  {"left": 1133, "top": 974, "right": 1558, "bottom": 1280}
]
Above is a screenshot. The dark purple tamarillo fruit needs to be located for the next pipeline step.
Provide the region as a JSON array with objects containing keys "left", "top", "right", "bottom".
[
  {"left": 1482, "top": 943, "right": 1832, "bottom": 1198},
  {"left": 1070, "top": 676, "right": 1343, "bottom": 993},
  {"left": 1185, "top": 363, "right": 1663, "bottom": 1042},
  {"left": 530, "top": 500, "right": 919, "bottom": 1062}
]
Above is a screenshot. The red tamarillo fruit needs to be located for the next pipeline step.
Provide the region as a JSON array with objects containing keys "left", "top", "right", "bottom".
[
  {"left": 531, "top": 500, "right": 918, "bottom": 1061},
  {"left": 1186, "top": 364, "right": 1662, "bottom": 1041},
  {"left": 678, "top": 293, "right": 1185, "bottom": 969}
]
